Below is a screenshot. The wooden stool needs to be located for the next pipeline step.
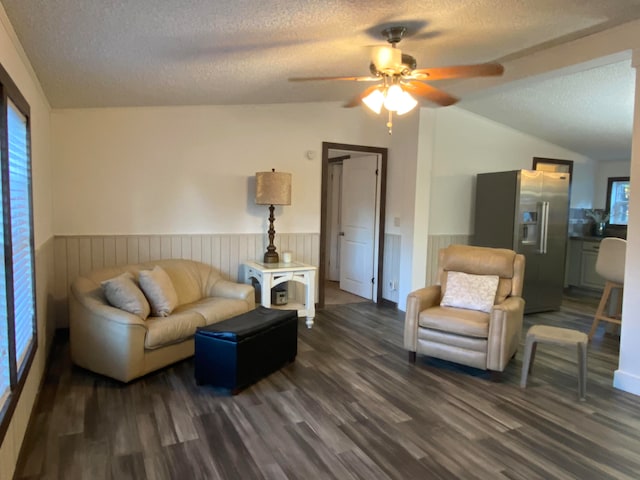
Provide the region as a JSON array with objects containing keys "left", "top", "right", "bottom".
[
  {"left": 588, "top": 237, "right": 626, "bottom": 341},
  {"left": 520, "top": 325, "right": 588, "bottom": 401},
  {"left": 588, "top": 281, "right": 623, "bottom": 341}
]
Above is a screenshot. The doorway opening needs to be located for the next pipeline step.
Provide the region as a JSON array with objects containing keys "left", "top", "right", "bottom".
[{"left": 319, "top": 142, "right": 387, "bottom": 308}]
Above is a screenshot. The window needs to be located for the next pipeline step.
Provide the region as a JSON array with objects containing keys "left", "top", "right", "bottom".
[
  {"left": 0, "top": 63, "right": 37, "bottom": 443},
  {"left": 606, "top": 176, "right": 630, "bottom": 226}
]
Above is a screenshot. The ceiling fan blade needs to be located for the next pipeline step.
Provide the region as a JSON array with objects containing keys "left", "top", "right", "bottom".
[
  {"left": 289, "top": 75, "right": 380, "bottom": 82},
  {"left": 412, "top": 62, "right": 504, "bottom": 81},
  {"left": 404, "top": 81, "right": 459, "bottom": 106},
  {"left": 343, "top": 85, "right": 380, "bottom": 108}
]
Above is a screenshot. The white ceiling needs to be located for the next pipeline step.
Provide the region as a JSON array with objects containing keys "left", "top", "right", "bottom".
[
  {"left": 460, "top": 58, "right": 635, "bottom": 161},
  {"left": 2, "top": 0, "right": 639, "bottom": 160}
]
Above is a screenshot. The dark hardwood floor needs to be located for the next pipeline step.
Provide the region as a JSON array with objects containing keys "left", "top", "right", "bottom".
[
  {"left": 14, "top": 297, "right": 640, "bottom": 479},
  {"left": 324, "top": 280, "right": 369, "bottom": 305}
]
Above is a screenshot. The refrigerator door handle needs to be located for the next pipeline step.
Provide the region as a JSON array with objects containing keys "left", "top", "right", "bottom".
[
  {"left": 542, "top": 201, "right": 550, "bottom": 254},
  {"left": 537, "top": 201, "right": 546, "bottom": 254}
]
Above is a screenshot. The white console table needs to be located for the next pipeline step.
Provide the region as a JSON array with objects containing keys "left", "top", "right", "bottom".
[{"left": 243, "top": 260, "right": 317, "bottom": 328}]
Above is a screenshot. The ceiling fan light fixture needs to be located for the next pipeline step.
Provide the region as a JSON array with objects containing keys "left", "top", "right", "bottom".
[
  {"left": 383, "top": 84, "right": 405, "bottom": 112},
  {"left": 362, "top": 88, "right": 385, "bottom": 114},
  {"left": 371, "top": 46, "right": 402, "bottom": 72},
  {"left": 289, "top": 24, "right": 505, "bottom": 134},
  {"left": 396, "top": 90, "right": 418, "bottom": 115}
]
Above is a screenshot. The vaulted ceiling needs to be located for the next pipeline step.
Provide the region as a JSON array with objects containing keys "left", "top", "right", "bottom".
[{"left": 2, "top": 0, "right": 638, "bottom": 160}]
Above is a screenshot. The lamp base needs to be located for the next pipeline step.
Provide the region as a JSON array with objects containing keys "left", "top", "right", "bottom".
[{"left": 263, "top": 251, "right": 279, "bottom": 264}]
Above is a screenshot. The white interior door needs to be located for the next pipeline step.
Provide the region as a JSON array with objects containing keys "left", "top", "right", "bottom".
[{"left": 339, "top": 155, "right": 378, "bottom": 299}]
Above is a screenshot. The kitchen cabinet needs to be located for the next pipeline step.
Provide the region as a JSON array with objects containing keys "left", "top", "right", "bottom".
[
  {"left": 567, "top": 238, "right": 581, "bottom": 286},
  {"left": 567, "top": 238, "right": 605, "bottom": 291}
]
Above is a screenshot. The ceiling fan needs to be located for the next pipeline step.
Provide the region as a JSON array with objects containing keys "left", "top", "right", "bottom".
[{"left": 289, "top": 26, "right": 504, "bottom": 133}]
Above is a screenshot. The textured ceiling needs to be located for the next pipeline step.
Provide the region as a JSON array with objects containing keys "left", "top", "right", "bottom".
[
  {"left": 2, "top": 0, "right": 639, "bottom": 160},
  {"left": 460, "top": 59, "right": 636, "bottom": 161}
]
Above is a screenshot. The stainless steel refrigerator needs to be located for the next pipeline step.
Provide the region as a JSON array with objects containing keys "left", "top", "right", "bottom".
[{"left": 473, "top": 170, "right": 570, "bottom": 313}]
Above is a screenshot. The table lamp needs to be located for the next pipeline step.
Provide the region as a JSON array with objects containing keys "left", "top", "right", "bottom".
[{"left": 255, "top": 169, "right": 291, "bottom": 263}]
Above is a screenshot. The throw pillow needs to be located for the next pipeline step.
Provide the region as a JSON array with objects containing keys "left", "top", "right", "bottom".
[
  {"left": 101, "top": 272, "right": 151, "bottom": 319},
  {"left": 440, "top": 271, "right": 499, "bottom": 313},
  {"left": 138, "top": 265, "right": 178, "bottom": 317}
]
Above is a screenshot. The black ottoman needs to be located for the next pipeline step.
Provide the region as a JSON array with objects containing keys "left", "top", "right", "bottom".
[{"left": 194, "top": 307, "right": 298, "bottom": 394}]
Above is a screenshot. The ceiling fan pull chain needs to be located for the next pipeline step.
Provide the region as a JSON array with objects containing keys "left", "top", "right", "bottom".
[{"left": 387, "top": 111, "right": 393, "bottom": 135}]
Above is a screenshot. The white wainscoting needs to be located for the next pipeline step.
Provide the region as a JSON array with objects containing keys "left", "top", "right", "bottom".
[
  {"left": 53, "top": 232, "right": 404, "bottom": 327},
  {"left": 426, "top": 235, "right": 471, "bottom": 285},
  {"left": 37, "top": 237, "right": 57, "bottom": 355},
  {"left": 53, "top": 233, "right": 320, "bottom": 327}
]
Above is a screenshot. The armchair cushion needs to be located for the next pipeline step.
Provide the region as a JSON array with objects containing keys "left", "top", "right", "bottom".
[
  {"left": 440, "top": 245, "right": 518, "bottom": 303},
  {"left": 419, "top": 306, "right": 489, "bottom": 338},
  {"left": 440, "top": 271, "right": 499, "bottom": 313}
]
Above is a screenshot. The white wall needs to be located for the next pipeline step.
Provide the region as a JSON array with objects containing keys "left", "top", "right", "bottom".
[
  {"left": 614, "top": 52, "right": 640, "bottom": 396},
  {"left": 0, "top": 5, "right": 54, "bottom": 480},
  {"left": 593, "top": 159, "right": 631, "bottom": 208},
  {"left": 428, "top": 107, "right": 596, "bottom": 235},
  {"left": 52, "top": 104, "right": 390, "bottom": 236},
  {"left": 384, "top": 109, "right": 422, "bottom": 310},
  {"left": 413, "top": 109, "right": 438, "bottom": 293}
]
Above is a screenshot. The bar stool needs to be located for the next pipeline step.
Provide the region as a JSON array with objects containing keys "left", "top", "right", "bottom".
[
  {"left": 520, "top": 325, "right": 588, "bottom": 401},
  {"left": 588, "top": 237, "right": 626, "bottom": 341}
]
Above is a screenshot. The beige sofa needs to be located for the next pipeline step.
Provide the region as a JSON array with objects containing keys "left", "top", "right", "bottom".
[{"left": 69, "top": 259, "right": 255, "bottom": 382}]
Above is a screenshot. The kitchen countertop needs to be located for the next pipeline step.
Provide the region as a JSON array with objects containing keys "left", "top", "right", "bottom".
[{"left": 569, "top": 235, "right": 603, "bottom": 242}]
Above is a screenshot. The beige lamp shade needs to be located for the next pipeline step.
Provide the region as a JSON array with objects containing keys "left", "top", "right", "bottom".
[{"left": 255, "top": 170, "right": 292, "bottom": 205}]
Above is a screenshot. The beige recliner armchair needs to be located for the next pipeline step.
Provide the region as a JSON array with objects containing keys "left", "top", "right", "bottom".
[{"left": 404, "top": 244, "right": 525, "bottom": 373}]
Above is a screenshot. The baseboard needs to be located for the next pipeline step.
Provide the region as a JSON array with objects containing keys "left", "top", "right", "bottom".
[
  {"left": 379, "top": 298, "right": 398, "bottom": 309},
  {"left": 613, "top": 369, "right": 640, "bottom": 396}
]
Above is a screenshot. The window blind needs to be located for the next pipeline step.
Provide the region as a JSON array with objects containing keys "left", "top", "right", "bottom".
[
  {"left": 0, "top": 142, "right": 7, "bottom": 404},
  {"left": 7, "top": 100, "right": 34, "bottom": 369}
]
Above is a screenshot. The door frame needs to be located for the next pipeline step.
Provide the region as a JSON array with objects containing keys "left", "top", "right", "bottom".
[
  {"left": 319, "top": 141, "right": 387, "bottom": 308},
  {"left": 326, "top": 158, "right": 347, "bottom": 282}
]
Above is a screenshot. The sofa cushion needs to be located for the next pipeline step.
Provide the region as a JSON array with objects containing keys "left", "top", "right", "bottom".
[
  {"left": 441, "top": 271, "right": 499, "bottom": 313},
  {"left": 101, "top": 272, "right": 150, "bottom": 319},
  {"left": 139, "top": 265, "right": 179, "bottom": 317},
  {"left": 419, "top": 306, "right": 490, "bottom": 338},
  {"left": 155, "top": 260, "right": 208, "bottom": 305},
  {"left": 181, "top": 297, "right": 257, "bottom": 325},
  {"left": 144, "top": 309, "right": 205, "bottom": 349}
]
